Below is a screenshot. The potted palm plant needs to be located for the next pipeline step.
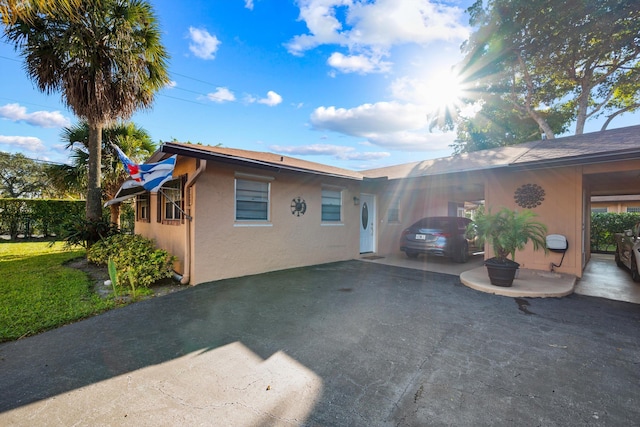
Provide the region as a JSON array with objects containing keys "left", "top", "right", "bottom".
[{"left": 469, "top": 207, "right": 548, "bottom": 287}]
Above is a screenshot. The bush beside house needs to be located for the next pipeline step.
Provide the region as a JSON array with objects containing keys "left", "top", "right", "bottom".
[{"left": 591, "top": 212, "right": 640, "bottom": 253}]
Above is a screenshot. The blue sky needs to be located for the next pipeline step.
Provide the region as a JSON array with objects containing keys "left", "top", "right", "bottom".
[{"left": 0, "top": 0, "right": 638, "bottom": 170}]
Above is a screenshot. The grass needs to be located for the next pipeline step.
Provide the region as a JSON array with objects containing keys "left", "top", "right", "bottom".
[{"left": 0, "top": 241, "right": 115, "bottom": 343}]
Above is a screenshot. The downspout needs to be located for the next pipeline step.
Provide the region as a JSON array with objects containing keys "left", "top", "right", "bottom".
[{"left": 180, "top": 159, "right": 207, "bottom": 285}]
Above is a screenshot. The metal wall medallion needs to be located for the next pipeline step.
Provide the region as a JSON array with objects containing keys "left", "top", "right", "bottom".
[
  {"left": 514, "top": 184, "right": 545, "bottom": 208},
  {"left": 291, "top": 197, "right": 307, "bottom": 217}
]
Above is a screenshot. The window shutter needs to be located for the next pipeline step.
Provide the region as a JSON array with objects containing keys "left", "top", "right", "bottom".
[{"left": 156, "top": 193, "right": 162, "bottom": 223}]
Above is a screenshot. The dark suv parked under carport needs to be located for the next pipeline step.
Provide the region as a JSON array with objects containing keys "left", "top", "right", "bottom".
[{"left": 400, "top": 216, "right": 478, "bottom": 263}]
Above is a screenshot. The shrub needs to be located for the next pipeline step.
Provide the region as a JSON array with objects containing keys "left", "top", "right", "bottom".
[
  {"left": 0, "top": 199, "right": 85, "bottom": 239},
  {"left": 591, "top": 212, "right": 640, "bottom": 252},
  {"left": 59, "top": 216, "right": 120, "bottom": 248},
  {"left": 88, "top": 234, "right": 175, "bottom": 288}
]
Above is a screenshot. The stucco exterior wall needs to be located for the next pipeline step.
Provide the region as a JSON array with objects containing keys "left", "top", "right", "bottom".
[
  {"left": 135, "top": 157, "right": 197, "bottom": 275},
  {"left": 372, "top": 174, "right": 485, "bottom": 257},
  {"left": 189, "top": 163, "right": 361, "bottom": 284},
  {"left": 484, "top": 167, "right": 583, "bottom": 277}
]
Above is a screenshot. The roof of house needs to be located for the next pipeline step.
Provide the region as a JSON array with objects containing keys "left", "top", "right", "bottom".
[
  {"left": 362, "top": 125, "right": 640, "bottom": 180},
  {"left": 156, "top": 125, "right": 640, "bottom": 182},
  {"left": 159, "top": 142, "right": 364, "bottom": 180}
]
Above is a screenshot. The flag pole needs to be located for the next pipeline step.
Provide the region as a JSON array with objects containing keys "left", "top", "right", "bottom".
[{"left": 157, "top": 188, "right": 193, "bottom": 221}]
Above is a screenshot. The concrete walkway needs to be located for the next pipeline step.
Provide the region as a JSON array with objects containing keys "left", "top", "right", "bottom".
[
  {"left": 1, "top": 261, "right": 639, "bottom": 426},
  {"left": 362, "top": 252, "right": 640, "bottom": 303}
]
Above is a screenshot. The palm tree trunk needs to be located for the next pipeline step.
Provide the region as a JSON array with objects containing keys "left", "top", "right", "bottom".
[
  {"left": 109, "top": 204, "right": 121, "bottom": 228},
  {"left": 86, "top": 121, "right": 103, "bottom": 222}
]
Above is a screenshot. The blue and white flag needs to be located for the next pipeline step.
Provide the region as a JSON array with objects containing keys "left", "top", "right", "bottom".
[{"left": 112, "top": 144, "right": 176, "bottom": 192}]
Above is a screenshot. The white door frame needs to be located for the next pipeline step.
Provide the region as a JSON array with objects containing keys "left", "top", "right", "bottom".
[{"left": 359, "top": 193, "right": 376, "bottom": 253}]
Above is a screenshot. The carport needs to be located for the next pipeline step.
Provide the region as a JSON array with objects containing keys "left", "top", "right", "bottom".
[
  {"left": 579, "top": 162, "right": 640, "bottom": 304},
  {"left": 362, "top": 126, "right": 640, "bottom": 304}
]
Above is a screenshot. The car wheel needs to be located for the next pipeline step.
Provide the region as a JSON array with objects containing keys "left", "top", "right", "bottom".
[
  {"left": 454, "top": 242, "right": 469, "bottom": 263},
  {"left": 631, "top": 254, "right": 640, "bottom": 282},
  {"left": 615, "top": 247, "right": 625, "bottom": 268},
  {"left": 405, "top": 251, "right": 418, "bottom": 259}
]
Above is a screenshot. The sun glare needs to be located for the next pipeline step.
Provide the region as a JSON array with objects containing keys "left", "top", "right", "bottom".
[{"left": 423, "top": 70, "right": 464, "bottom": 113}]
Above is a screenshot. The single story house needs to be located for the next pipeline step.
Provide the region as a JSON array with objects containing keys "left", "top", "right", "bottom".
[{"left": 135, "top": 125, "right": 640, "bottom": 285}]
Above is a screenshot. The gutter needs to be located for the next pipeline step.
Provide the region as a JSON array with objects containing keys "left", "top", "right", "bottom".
[{"left": 179, "top": 159, "right": 207, "bottom": 285}]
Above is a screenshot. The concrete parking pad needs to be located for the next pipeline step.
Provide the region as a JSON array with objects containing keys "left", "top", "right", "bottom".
[{"left": 1, "top": 261, "right": 639, "bottom": 426}]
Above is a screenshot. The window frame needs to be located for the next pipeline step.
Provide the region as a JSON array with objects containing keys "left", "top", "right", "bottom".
[
  {"left": 321, "top": 186, "right": 343, "bottom": 223},
  {"left": 234, "top": 174, "right": 272, "bottom": 222},
  {"left": 157, "top": 176, "right": 185, "bottom": 225},
  {"left": 136, "top": 193, "right": 150, "bottom": 223},
  {"left": 387, "top": 197, "right": 400, "bottom": 223}
]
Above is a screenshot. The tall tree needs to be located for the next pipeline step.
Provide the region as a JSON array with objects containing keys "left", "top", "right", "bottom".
[
  {"left": 0, "top": 152, "right": 50, "bottom": 198},
  {"left": 456, "top": 0, "right": 640, "bottom": 144},
  {"left": 51, "top": 121, "right": 156, "bottom": 226},
  {"left": 0, "top": 0, "right": 80, "bottom": 25},
  {"left": 3, "top": 0, "right": 169, "bottom": 224}
]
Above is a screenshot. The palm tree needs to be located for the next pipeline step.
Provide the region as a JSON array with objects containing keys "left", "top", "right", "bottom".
[
  {"left": 0, "top": 0, "right": 80, "bottom": 25},
  {"left": 3, "top": 0, "right": 169, "bottom": 224},
  {"left": 51, "top": 121, "right": 156, "bottom": 226}
]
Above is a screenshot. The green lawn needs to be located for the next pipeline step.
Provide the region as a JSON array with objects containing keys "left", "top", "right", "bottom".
[{"left": 0, "top": 242, "right": 115, "bottom": 342}]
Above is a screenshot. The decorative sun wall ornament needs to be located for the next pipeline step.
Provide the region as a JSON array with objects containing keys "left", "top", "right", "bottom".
[
  {"left": 514, "top": 184, "right": 545, "bottom": 208},
  {"left": 291, "top": 197, "right": 307, "bottom": 217}
]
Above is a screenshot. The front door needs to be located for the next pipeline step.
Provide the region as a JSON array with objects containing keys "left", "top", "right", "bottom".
[{"left": 359, "top": 193, "right": 376, "bottom": 253}]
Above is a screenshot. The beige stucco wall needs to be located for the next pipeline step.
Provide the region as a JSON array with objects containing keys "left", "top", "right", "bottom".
[
  {"left": 372, "top": 173, "right": 486, "bottom": 257},
  {"left": 189, "top": 163, "right": 361, "bottom": 284},
  {"left": 135, "top": 157, "right": 197, "bottom": 275},
  {"left": 484, "top": 167, "right": 583, "bottom": 276}
]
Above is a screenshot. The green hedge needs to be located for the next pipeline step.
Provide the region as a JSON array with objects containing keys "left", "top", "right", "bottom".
[
  {"left": 591, "top": 212, "right": 640, "bottom": 253},
  {"left": 0, "top": 199, "right": 135, "bottom": 240},
  {"left": 0, "top": 199, "right": 85, "bottom": 239}
]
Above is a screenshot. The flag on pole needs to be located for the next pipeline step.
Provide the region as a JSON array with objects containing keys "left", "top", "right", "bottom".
[{"left": 112, "top": 144, "right": 177, "bottom": 192}]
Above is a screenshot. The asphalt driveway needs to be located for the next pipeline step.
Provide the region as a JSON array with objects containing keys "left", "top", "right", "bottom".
[{"left": 1, "top": 260, "right": 639, "bottom": 426}]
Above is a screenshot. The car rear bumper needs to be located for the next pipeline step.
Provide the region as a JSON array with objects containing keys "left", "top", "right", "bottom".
[{"left": 401, "top": 244, "right": 448, "bottom": 257}]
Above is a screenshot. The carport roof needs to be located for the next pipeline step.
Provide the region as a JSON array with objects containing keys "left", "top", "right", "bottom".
[{"left": 361, "top": 125, "right": 640, "bottom": 180}]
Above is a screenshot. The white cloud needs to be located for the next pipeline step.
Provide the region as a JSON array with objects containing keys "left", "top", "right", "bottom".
[
  {"left": 166, "top": 80, "right": 177, "bottom": 89},
  {"left": 286, "top": 0, "right": 469, "bottom": 74},
  {"left": 0, "top": 135, "right": 47, "bottom": 152},
  {"left": 188, "top": 27, "right": 221, "bottom": 60},
  {"left": 311, "top": 102, "right": 427, "bottom": 135},
  {"left": 270, "top": 143, "right": 390, "bottom": 161},
  {"left": 244, "top": 0, "right": 254, "bottom": 10},
  {"left": 310, "top": 101, "right": 453, "bottom": 151},
  {"left": 207, "top": 87, "right": 236, "bottom": 103},
  {"left": 327, "top": 52, "right": 391, "bottom": 74},
  {"left": 0, "top": 103, "right": 71, "bottom": 128},
  {"left": 257, "top": 91, "right": 283, "bottom": 107}
]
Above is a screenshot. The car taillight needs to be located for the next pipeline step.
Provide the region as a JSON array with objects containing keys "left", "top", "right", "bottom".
[{"left": 435, "top": 232, "right": 450, "bottom": 238}]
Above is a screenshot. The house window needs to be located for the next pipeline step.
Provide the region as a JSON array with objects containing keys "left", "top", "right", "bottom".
[
  {"left": 387, "top": 198, "right": 400, "bottom": 222},
  {"left": 322, "top": 188, "right": 342, "bottom": 222},
  {"left": 136, "top": 193, "right": 150, "bottom": 222},
  {"left": 591, "top": 207, "right": 608, "bottom": 213},
  {"left": 627, "top": 207, "right": 640, "bottom": 213},
  {"left": 236, "top": 178, "right": 270, "bottom": 221},
  {"left": 161, "top": 179, "right": 182, "bottom": 222}
]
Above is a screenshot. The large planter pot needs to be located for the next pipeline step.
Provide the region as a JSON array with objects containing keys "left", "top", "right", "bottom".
[{"left": 484, "top": 257, "right": 520, "bottom": 287}]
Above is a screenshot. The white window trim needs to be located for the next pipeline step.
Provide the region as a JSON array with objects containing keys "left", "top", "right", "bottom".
[
  {"left": 234, "top": 174, "right": 272, "bottom": 222},
  {"left": 321, "top": 185, "right": 344, "bottom": 224}
]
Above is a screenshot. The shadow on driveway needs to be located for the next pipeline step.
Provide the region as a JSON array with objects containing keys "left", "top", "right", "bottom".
[{"left": 1, "top": 261, "right": 639, "bottom": 425}]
